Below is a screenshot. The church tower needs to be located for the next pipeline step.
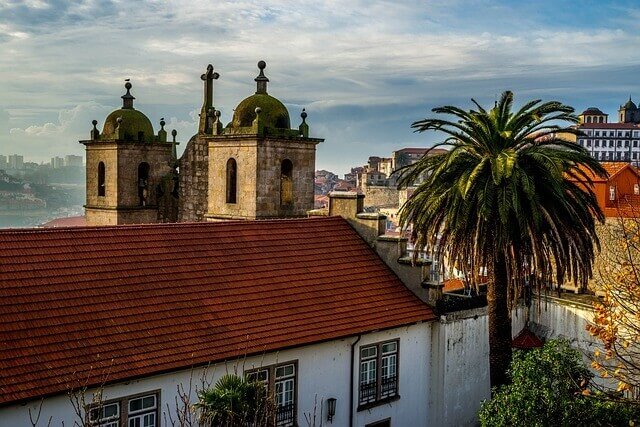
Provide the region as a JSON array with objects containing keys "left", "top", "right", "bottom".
[
  {"left": 202, "top": 61, "right": 323, "bottom": 220},
  {"left": 81, "top": 82, "right": 178, "bottom": 226}
]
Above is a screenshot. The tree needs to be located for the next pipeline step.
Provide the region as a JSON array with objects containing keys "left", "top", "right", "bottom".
[
  {"left": 195, "top": 374, "right": 275, "bottom": 427},
  {"left": 588, "top": 214, "right": 640, "bottom": 400},
  {"left": 478, "top": 340, "right": 639, "bottom": 426},
  {"left": 398, "top": 91, "right": 606, "bottom": 387}
]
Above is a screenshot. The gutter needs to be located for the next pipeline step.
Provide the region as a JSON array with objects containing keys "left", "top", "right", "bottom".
[{"left": 349, "top": 334, "right": 362, "bottom": 427}]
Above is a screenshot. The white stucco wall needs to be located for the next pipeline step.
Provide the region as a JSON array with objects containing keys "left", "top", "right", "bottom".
[
  {"left": 0, "top": 323, "right": 431, "bottom": 427},
  {"left": 530, "top": 296, "right": 596, "bottom": 354},
  {"left": 429, "top": 306, "right": 526, "bottom": 427}
]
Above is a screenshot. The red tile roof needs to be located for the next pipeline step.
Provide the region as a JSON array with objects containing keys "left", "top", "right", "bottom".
[
  {"left": 567, "top": 161, "right": 629, "bottom": 183},
  {"left": 40, "top": 215, "right": 86, "bottom": 228},
  {"left": 0, "top": 216, "right": 435, "bottom": 405},
  {"left": 578, "top": 123, "right": 639, "bottom": 129},
  {"left": 512, "top": 327, "right": 544, "bottom": 349}
]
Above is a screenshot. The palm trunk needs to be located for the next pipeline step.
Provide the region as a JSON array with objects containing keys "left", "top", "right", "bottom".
[{"left": 487, "top": 255, "right": 513, "bottom": 389}]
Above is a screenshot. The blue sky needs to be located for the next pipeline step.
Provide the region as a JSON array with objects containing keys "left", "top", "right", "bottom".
[{"left": 1, "top": 0, "right": 639, "bottom": 175}]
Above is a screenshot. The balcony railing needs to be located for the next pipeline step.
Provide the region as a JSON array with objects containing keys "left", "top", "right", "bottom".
[
  {"left": 380, "top": 376, "right": 398, "bottom": 398},
  {"left": 359, "top": 381, "right": 377, "bottom": 405},
  {"left": 276, "top": 403, "right": 295, "bottom": 426}
]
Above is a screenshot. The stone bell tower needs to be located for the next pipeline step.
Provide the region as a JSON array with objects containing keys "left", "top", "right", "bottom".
[
  {"left": 81, "top": 81, "right": 179, "bottom": 226},
  {"left": 202, "top": 61, "right": 324, "bottom": 220}
]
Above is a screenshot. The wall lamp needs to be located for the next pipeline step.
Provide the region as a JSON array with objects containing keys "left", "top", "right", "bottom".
[{"left": 327, "top": 397, "right": 337, "bottom": 423}]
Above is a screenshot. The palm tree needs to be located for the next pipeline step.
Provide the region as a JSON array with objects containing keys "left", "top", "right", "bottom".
[
  {"left": 196, "top": 374, "right": 275, "bottom": 426},
  {"left": 398, "top": 91, "right": 606, "bottom": 388}
]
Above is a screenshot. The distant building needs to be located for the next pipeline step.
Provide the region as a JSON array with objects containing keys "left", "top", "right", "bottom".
[
  {"left": 64, "top": 154, "right": 83, "bottom": 167},
  {"left": 8, "top": 154, "right": 23, "bottom": 170},
  {"left": 568, "top": 161, "right": 640, "bottom": 218},
  {"left": 0, "top": 155, "right": 7, "bottom": 170},
  {"left": 50, "top": 156, "right": 64, "bottom": 169},
  {"left": 576, "top": 100, "right": 640, "bottom": 163}
]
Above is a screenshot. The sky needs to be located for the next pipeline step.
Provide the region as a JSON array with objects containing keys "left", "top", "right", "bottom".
[{"left": 1, "top": 0, "right": 640, "bottom": 175}]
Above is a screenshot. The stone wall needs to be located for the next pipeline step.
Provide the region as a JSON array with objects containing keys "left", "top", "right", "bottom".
[
  {"left": 361, "top": 183, "right": 399, "bottom": 208},
  {"left": 178, "top": 134, "right": 209, "bottom": 222},
  {"left": 206, "top": 136, "right": 317, "bottom": 220}
]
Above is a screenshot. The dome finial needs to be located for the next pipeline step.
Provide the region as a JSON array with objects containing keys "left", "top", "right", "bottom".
[
  {"left": 255, "top": 60, "right": 269, "bottom": 94},
  {"left": 122, "top": 79, "right": 135, "bottom": 109}
]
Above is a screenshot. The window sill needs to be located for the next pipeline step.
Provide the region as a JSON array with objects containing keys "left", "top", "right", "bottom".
[{"left": 357, "top": 395, "right": 400, "bottom": 412}]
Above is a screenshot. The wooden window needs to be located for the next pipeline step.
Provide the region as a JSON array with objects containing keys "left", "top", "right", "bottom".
[
  {"left": 280, "top": 159, "right": 293, "bottom": 206},
  {"left": 358, "top": 340, "right": 399, "bottom": 409},
  {"left": 98, "top": 162, "right": 106, "bottom": 197},
  {"left": 246, "top": 361, "right": 297, "bottom": 426},
  {"left": 88, "top": 391, "right": 158, "bottom": 427},
  {"left": 226, "top": 158, "right": 237, "bottom": 204}
]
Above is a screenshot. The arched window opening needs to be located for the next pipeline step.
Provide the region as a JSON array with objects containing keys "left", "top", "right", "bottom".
[
  {"left": 226, "top": 158, "right": 237, "bottom": 204},
  {"left": 280, "top": 159, "right": 293, "bottom": 206},
  {"left": 609, "top": 186, "right": 616, "bottom": 201},
  {"left": 98, "top": 162, "right": 106, "bottom": 197},
  {"left": 138, "top": 162, "right": 150, "bottom": 206}
]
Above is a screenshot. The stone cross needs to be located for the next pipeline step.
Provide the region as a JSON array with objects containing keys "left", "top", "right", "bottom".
[{"left": 199, "top": 64, "right": 220, "bottom": 134}]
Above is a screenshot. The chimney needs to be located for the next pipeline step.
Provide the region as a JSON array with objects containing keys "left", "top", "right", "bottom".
[{"left": 327, "top": 191, "right": 385, "bottom": 246}]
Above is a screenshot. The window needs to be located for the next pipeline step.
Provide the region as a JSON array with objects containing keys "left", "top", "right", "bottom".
[
  {"left": 625, "top": 141, "right": 630, "bottom": 148},
  {"left": 366, "top": 420, "right": 391, "bottom": 427},
  {"left": 246, "top": 361, "right": 297, "bottom": 426},
  {"left": 359, "top": 340, "right": 399, "bottom": 409},
  {"left": 610, "top": 186, "right": 616, "bottom": 201},
  {"left": 609, "top": 140, "right": 614, "bottom": 147},
  {"left": 618, "top": 140, "right": 623, "bottom": 147},
  {"left": 595, "top": 140, "right": 599, "bottom": 147},
  {"left": 138, "top": 162, "right": 150, "bottom": 206},
  {"left": 610, "top": 131, "right": 615, "bottom": 137},
  {"left": 586, "top": 140, "right": 591, "bottom": 147},
  {"left": 634, "top": 141, "right": 638, "bottom": 148},
  {"left": 226, "top": 158, "right": 237, "bottom": 204},
  {"left": 634, "top": 184, "right": 639, "bottom": 195},
  {"left": 595, "top": 131, "right": 600, "bottom": 137},
  {"left": 98, "top": 162, "right": 106, "bottom": 197},
  {"left": 88, "top": 392, "right": 158, "bottom": 427},
  {"left": 280, "top": 159, "right": 293, "bottom": 206}
]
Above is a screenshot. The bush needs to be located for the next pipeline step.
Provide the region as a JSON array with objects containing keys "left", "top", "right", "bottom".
[{"left": 479, "top": 339, "right": 639, "bottom": 426}]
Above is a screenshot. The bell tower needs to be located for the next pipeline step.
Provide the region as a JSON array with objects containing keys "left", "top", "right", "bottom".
[
  {"left": 203, "top": 61, "right": 324, "bottom": 220},
  {"left": 81, "top": 81, "right": 179, "bottom": 225}
]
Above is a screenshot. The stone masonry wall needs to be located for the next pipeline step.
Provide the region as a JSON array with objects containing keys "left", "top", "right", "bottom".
[
  {"left": 256, "top": 139, "right": 316, "bottom": 218},
  {"left": 179, "top": 135, "right": 209, "bottom": 222},
  {"left": 362, "top": 183, "right": 399, "bottom": 208}
]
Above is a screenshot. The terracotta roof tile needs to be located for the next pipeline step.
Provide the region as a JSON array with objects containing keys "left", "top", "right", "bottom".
[
  {"left": 512, "top": 327, "right": 544, "bottom": 349},
  {"left": 0, "top": 216, "right": 435, "bottom": 405},
  {"left": 40, "top": 216, "right": 86, "bottom": 228}
]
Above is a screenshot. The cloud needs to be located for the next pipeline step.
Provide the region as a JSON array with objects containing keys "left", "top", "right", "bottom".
[{"left": 1, "top": 0, "right": 640, "bottom": 173}]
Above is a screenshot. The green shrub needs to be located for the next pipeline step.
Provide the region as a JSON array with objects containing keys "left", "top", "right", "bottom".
[{"left": 479, "top": 339, "right": 639, "bottom": 426}]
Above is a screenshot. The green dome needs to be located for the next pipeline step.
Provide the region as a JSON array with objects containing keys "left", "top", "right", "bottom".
[
  {"left": 231, "top": 93, "right": 291, "bottom": 129},
  {"left": 103, "top": 108, "right": 155, "bottom": 142},
  {"left": 623, "top": 98, "right": 637, "bottom": 110}
]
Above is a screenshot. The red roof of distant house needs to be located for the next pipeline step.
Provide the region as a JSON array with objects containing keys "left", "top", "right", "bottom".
[
  {"left": 40, "top": 215, "right": 86, "bottom": 228},
  {"left": 578, "top": 123, "right": 640, "bottom": 129},
  {"left": 567, "top": 161, "right": 631, "bottom": 183},
  {"left": 0, "top": 216, "right": 435, "bottom": 405},
  {"left": 512, "top": 327, "right": 544, "bottom": 349}
]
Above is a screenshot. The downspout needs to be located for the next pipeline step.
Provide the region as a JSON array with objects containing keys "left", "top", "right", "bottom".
[{"left": 350, "top": 334, "right": 362, "bottom": 427}]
